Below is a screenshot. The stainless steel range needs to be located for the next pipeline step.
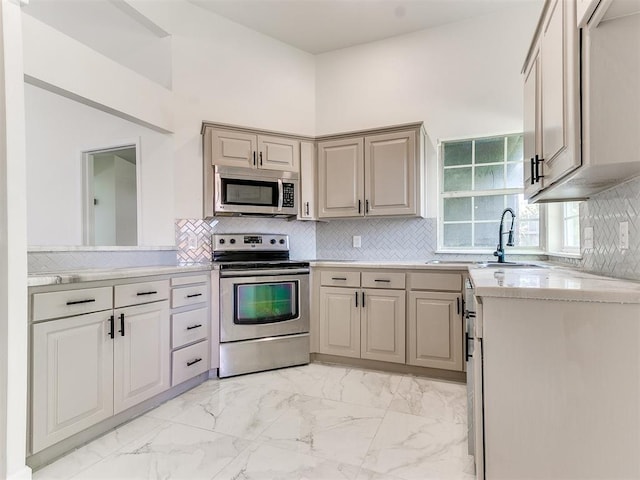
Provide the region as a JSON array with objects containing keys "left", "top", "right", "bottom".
[{"left": 213, "top": 233, "right": 310, "bottom": 378}]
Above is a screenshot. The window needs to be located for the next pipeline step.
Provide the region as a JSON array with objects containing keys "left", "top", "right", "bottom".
[
  {"left": 547, "top": 201, "right": 581, "bottom": 255},
  {"left": 439, "top": 134, "right": 541, "bottom": 251}
]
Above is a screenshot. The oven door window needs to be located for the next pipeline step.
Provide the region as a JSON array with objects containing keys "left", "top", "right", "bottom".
[
  {"left": 234, "top": 281, "right": 299, "bottom": 325},
  {"left": 222, "top": 178, "right": 278, "bottom": 207}
]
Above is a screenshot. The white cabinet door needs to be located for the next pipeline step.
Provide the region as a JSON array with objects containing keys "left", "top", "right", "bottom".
[
  {"left": 361, "top": 289, "right": 406, "bottom": 364},
  {"left": 539, "top": 0, "right": 581, "bottom": 187},
  {"left": 364, "top": 131, "right": 417, "bottom": 217},
  {"left": 523, "top": 51, "right": 544, "bottom": 198},
  {"left": 113, "top": 301, "right": 170, "bottom": 414},
  {"left": 318, "top": 138, "right": 364, "bottom": 218},
  {"left": 298, "top": 141, "right": 316, "bottom": 220},
  {"left": 318, "top": 287, "right": 361, "bottom": 358},
  {"left": 31, "top": 312, "right": 114, "bottom": 453},
  {"left": 258, "top": 135, "right": 299, "bottom": 172},
  {"left": 211, "top": 130, "right": 257, "bottom": 168},
  {"left": 407, "top": 291, "right": 463, "bottom": 371}
]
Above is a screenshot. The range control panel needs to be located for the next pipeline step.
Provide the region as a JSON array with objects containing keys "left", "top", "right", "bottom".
[{"left": 212, "top": 233, "right": 289, "bottom": 252}]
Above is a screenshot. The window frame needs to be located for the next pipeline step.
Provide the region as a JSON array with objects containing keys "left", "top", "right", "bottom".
[
  {"left": 546, "top": 201, "right": 582, "bottom": 257},
  {"left": 437, "top": 133, "right": 545, "bottom": 254}
]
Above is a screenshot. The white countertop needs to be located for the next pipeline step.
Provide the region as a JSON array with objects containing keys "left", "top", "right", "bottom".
[
  {"left": 28, "top": 264, "right": 212, "bottom": 287},
  {"left": 469, "top": 265, "right": 640, "bottom": 304},
  {"left": 309, "top": 260, "right": 472, "bottom": 270}
]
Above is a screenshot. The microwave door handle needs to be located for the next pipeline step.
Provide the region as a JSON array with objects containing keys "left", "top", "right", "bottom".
[{"left": 277, "top": 178, "right": 283, "bottom": 211}]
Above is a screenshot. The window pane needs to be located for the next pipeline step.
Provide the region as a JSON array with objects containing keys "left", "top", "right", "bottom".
[
  {"left": 506, "top": 162, "right": 523, "bottom": 188},
  {"left": 506, "top": 135, "right": 523, "bottom": 162},
  {"left": 443, "top": 141, "right": 472, "bottom": 166},
  {"left": 565, "top": 217, "right": 580, "bottom": 248},
  {"left": 564, "top": 201, "right": 580, "bottom": 218},
  {"left": 517, "top": 220, "right": 540, "bottom": 247},
  {"left": 443, "top": 223, "right": 472, "bottom": 247},
  {"left": 443, "top": 167, "right": 472, "bottom": 192},
  {"left": 474, "top": 222, "right": 499, "bottom": 247},
  {"left": 474, "top": 195, "right": 505, "bottom": 221},
  {"left": 475, "top": 137, "right": 504, "bottom": 164},
  {"left": 443, "top": 197, "right": 472, "bottom": 221},
  {"left": 475, "top": 165, "right": 505, "bottom": 190}
]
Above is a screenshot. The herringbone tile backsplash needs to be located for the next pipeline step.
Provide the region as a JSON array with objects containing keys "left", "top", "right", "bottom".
[{"left": 554, "top": 176, "right": 640, "bottom": 281}]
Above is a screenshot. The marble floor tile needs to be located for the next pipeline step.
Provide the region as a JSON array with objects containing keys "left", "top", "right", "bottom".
[
  {"left": 212, "top": 441, "right": 361, "bottom": 480},
  {"left": 319, "top": 366, "right": 405, "bottom": 409},
  {"left": 361, "top": 410, "right": 475, "bottom": 480},
  {"left": 71, "top": 422, "right": 250, "bottom": 480},
  {"left": 259, "top": 394, "right": 385, "bottom": 466},
  {"left": 388, "top": 376, "right": 467, "bottom": 423},
  {"left": 170, "top": 381, "right": 299, "bottom": 440},
  {"left": 33, "top": 416, "right": 167, "bottom": 480}
]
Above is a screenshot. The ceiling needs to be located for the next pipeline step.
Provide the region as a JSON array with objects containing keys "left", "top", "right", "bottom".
[{"left": 189, "top": 0, "right": 543, "bottom": 54}]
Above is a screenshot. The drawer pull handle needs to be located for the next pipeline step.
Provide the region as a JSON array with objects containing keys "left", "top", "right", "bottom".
[
  {"left": 66, "top": 299, "right": 96, "bottom": 306},
  {"left": 137, "top": 290, "right": 158, "bottom": 296},
  {"left": 187, "top": 358, "right": 202, "bottom": 367},
  {"left": 331, "top": 277, "right": 347, "bottom": 281},
  {"left": 186, "top": 324, "right": 203, "bottom": 330},
  {"left": 186, "top": 293, "right": 203, "bottom": 298},
  {"left": 374, "top": 279, "right": 391, "bottom": 283}
]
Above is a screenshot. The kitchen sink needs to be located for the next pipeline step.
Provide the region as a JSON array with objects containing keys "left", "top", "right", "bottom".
[{"left": 475, "top": 261, "right": 544, "bottom": 268}]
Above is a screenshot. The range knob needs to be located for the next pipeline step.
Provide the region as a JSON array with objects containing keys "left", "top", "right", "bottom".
[
  {"left": 219, "top": 239, "right": 225, "bottom": 244},
  {"left": 270, "top": 239, "right": 276, "bottom": 244},
  {"left": 279, "top": 239, "right": 285, "bottom": 244},
  {"left": 230, "top": 238, "right": 236, "bottom": 244}
]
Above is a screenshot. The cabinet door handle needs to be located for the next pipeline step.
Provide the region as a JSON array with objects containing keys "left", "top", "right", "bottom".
[
  {"left": 187, "top": 358, "right": 202, "bottom": 367},
  {"left": 362, "top": 291, "right": 365, "bottom": 307},
  {"left": 108, "top": 315, "right": 115, "bottom": 339},
  {"left": 186, "top": 293, "right": 203, "bottom": 298},
  {"left": 259, "top": 151, "right": 263, "bottom": 166},
  {"left": 465, "top": 332, "right": 473, "bottom": 361},
  {"left": 66, "top": 298, "right": 96, "bottom": 306},
  {"left": 332, "top": 277, "right": 347, "bottom": 281},
  {"left": 374, "top": 279, "right": 390, "bottom": 283},
  {"left": 358, "top": 199, "right": 362, "bottom": 214},
  {"left": 534, "top": 155, "right": 545, "bottom": 182},
  {"left": 136, "top": 290, "right": 157, "bottom": 296},
  {"left": 186, "top": 324, "right": 203, "bottom": 330},
  {"left": 456, "top": 297, "right": 460, "bottom": 315},
  {"left": 118, "top": 313, "right": 125, "bottom": 336},
  {"left": 253, "top": 151, "right": 256, "bottom": 166},
  {"left": 365, "top": 199, "right": 369, "bottom": 213},
  {"left": 530, "top": 158, "right": 535, "bottom": 185},
  {"left": 355, "top": 291, "right": 358, "bottom": 307},
  {"left": 305, "top": 202, "right": 310, "bottom": 216}
]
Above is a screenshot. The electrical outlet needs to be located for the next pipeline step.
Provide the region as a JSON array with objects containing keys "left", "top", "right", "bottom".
[
  {"left": 619, "top": 221, "right": 629, "bottom": 250},
  {"left": 583, "top": 227, "right": 594, "bottom": 250},
  {"left": 353, "top": 235, "right": 362, "bottom": 248},
  {"left": 187, "top": 232, "right": 198, "bottom": 251}
]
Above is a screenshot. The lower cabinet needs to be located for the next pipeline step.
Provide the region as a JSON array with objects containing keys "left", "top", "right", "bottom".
[
  {"left": 407, "top": 291, "right": 462, "bottom": 371},
  {"left": 319, "top": 281, "right": 406, "bottom": 364}
]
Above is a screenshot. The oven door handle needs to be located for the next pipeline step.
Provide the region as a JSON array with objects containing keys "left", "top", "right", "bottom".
[
  {"left": 277, "top": 178, "right": 284, "bottom": 211},
  {"left": 220, "top": 268, "right": 310, "bottom": 277}
]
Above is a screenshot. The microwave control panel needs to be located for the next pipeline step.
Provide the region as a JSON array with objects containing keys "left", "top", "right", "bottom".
[{"left": 282, "top": 183, "right": 295, "bottom": 208}]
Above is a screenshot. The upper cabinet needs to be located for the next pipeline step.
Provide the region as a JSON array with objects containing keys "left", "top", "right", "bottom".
[
  {"left": 523, "top": 0, "right": 640, "bottom": 202},
  {"left": 317, "top": 124, "right": 425, "bottom": 219},
  {"left": 522, "top": 0, "right": 582, "bottom": 202},
  {"left": 298, "top": 141, "right": 318, "bottom": 221},
  {"left": 207, "top": 127, "right": 300, "bottom": 172}
]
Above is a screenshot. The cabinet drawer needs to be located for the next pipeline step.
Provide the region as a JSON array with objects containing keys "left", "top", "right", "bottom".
[
  {"left": 172, "top": 308, "right": 208, "bottom": 349},
  {"left": 320, "top": 270, "right": 360, "bottom": 287},
  {"left": 172, "top": 284, "right": 208, "bottom": 308},
  {"left": 408, "top": 273, "right": 462, "bottom": 292},
  {"left": 172, "top": 340, "right": 209, "bottom": 386},
  {"left": 114, "top": 280, "right": 169, "bottom": 308},
  {"left": 171, "top": 274, "right": 209, "bottom": 287},
  {"left": 362, "top": 272, "right": 406, "bottom": 289},
  {"left": 32, "top": 287, "right": 113, "bottom": 321}
]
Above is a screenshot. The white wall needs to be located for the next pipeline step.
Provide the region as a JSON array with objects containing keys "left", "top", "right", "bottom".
[
  {"left": 315, "top": 4, "right": 540, "bottom": 217},
  {"left": 315, "top": 5, "right": 540, "bottom": 139},
  {"left": 25, "top": 83, "right": 174, "bottom": 246},
  {"left": 159, "top": 1, "right": 316, "bottom": 218}
]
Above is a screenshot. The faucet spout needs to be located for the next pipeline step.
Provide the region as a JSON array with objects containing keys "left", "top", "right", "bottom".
[{"left": 494, "top": 208, "right": 516, "bottom": 263}]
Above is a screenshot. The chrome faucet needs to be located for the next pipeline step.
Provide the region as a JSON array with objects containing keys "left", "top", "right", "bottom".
[{"left": 494, "top": 208, "right": 516, "bottom": 263}]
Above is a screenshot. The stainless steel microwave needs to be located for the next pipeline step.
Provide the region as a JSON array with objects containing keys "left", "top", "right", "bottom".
[{"left": 213, "top": 165, "right": 298, "bottom": 217}]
